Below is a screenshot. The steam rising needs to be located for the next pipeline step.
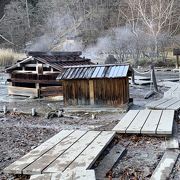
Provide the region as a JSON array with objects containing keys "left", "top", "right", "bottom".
[{"left": 26, "top": 13, "right": 83, "bottom": 52}]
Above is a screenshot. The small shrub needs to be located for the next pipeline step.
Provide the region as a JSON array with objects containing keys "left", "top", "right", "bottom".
[{"left": 0, "top": 48, "right": 25, "bottom": 67}]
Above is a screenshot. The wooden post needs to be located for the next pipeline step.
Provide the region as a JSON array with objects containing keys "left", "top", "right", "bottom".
[
  {"left": 32, "top": 108, "right": 36, "bottom": 116},
  {"left": 35, "top": 83, "right": 40, "bottom": 97},
  {"left": 176, "top": 55, "right": 179, "bottom": 69},
  {"left": 131, "top": 69, "right": 135, "bottom": 85},
  {"left": 13, "top": 108, "right": 17, "bottom": 112},
  {"left": 150, "top": 65, "right": 158, "bottom": 92},
  {"left": 3, "top": 105, "right": 7, "bottom": 114},
  {"left": 89, "top": 80, "right": 94, "bottom": 105},
  {"left": 51, "top": 67, "right": 54, "bottom": 72}
]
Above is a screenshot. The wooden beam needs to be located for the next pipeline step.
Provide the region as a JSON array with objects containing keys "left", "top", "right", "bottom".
[
  {"left": 11, "top": 78, "right": 59, "bottom": 84},
  {"left": 89, "top": 80, "right": 94, "bottom": 105},
  {"left": 8, "top": 86, "right": 38, "bottom": 97},
  {"left": 150, "top": 150, "right": 179, "bottom": 180}
]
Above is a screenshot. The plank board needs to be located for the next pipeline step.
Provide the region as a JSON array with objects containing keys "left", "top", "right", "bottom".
[
  {"left": 23, "top": 130, "right": 87, "bottom": 174},
  {"left": 65, "top": 131, "right": 115, "bottom": 172},
  {"left": 30, "top": 174, "right": 52, "bottom": 180},
  {"left": 156, "top": 110, "right": 174, "bottom": 135},
  {"left": 146, "top": 97, "right": 180, "bottom": 111},
  {"left": 29, "top": 170, "right": 96, "bottom": 180},
  {"left": 141, "top": 110, "right": 162, "bottom": 134},
  {"left": 43, "top": 131, "right": 101, "bottom": 173},
  {"left": 113, "top": 110, "right": 140, "bottom": 133},
  {"left": 167, "top": 100, "right": 180, "bottom": 110},
  {"left": 73, "top": 169, "right": 96, "bottom": 180},
  {"left": 95, "top": 144, "right": 126, "bottom": 179},
  {"left": 157, "top": 99, "right": 180, "bottom": 109},
  {"left": 150, "top": 150, "right": 179, "bottom": 180},
  {"left": 3, "top": 130, "right": 74, "bottom": 174},
  {"left": 146, "top": 98, "right": 170, "bottom": 109},
  {"left": 126, "top": 110, "right": 151, "bottom": 133},
  {"left": 8, "top": 86, "right": 38, "bottom": 97}
]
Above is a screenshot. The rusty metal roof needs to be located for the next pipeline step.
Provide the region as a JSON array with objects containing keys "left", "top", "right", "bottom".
[
  {"left": 36, "top": 56, "right": 93, "bottom": 73},
  {"left": 6, "top": 52, "right": 93, "bottom": 73},
  {"left": 57, "top": 64, "right": 131, "bottom": 80}
]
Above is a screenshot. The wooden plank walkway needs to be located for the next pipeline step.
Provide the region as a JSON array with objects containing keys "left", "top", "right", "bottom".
[
  {"left": 113, "top": 110, "right": 174, "bottom": 135},
  {"left": 146, "top": 98, "right": 180, "bottom": 111},
  {"left": 30, "top": 170, "right": 96, "bottom": 180},
  {"left": 4, "top": 130, "right": 115, "bottom": 175}
]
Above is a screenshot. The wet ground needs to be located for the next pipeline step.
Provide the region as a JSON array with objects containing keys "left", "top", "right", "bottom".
[{"left": 0, "top": 71, "right": 180, "bottom": 179}]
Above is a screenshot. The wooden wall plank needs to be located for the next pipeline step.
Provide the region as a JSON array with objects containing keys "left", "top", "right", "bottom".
[
  {"left": 8, "top": 86, "right": 38, "bottom": 97},
  {"left": 89, "top": 80, "right": 94, "bottom": 105}
]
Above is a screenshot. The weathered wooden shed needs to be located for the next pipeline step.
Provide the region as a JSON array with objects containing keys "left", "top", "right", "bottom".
[
  {"left": 57, "top": 64, "right": 132, "bottom": 107},
  {"left": 6, "top": 51, "right": 93, "bottom": 97}
]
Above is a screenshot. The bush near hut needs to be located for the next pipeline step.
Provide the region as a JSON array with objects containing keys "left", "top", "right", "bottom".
[{"left": 0, "top": 49, "right": 25, "bottom": 67}]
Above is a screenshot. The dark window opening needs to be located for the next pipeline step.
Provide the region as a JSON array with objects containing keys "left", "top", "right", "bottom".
[
  {"left": 25, "top": 67, "right": 36, "bottom": 71},
  {"left": 13, "top": 82, "right": 36, "bottom": 88}
]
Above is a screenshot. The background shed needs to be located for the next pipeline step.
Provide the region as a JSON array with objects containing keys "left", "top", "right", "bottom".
[
  {"left": 57, "top": 64, "right": 132, "bottom": 107},
  {"left": 6, "top": 51, "right": 93, "bottom": 97}
]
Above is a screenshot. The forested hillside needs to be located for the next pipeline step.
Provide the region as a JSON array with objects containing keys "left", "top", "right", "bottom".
[{"left": 0, "top": 0, "right": 179, "bottom": 63}]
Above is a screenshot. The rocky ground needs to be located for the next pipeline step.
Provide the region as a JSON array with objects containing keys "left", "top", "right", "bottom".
[{"left": 0, "top": 71, "right": 180, "bottom": 180}]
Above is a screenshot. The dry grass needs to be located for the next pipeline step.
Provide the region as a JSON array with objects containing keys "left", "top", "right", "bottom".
[{"left": 0, "top": 48, "right": 26, "bottom": 67}]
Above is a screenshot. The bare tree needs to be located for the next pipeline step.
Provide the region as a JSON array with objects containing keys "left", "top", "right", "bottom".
[{"left": 119, "top": 0, "right": 180, "bottom": 61}]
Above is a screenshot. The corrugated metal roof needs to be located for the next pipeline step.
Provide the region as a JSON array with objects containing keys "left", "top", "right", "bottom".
[{"left": 57, "top": 64, "right": 131, "bottom": 80}]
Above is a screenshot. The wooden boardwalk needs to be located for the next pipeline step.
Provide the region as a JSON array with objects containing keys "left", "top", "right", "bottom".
[
  {"left": 113, "top": 110, "right": 174, "bottom": 135},
  {"left": 4, "top": 130, "right": 115, "bottom": 175},
  {"left": 146, "top": 98, "right": 180, "bottom": 111}
]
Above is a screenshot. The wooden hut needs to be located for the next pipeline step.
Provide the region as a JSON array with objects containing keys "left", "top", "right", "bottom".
[
  {"left": 57, "top": 64, "right": 132, "bottom": 107},
  {"left": 6, "top": 51, "right": 93, "bottom": 97}
]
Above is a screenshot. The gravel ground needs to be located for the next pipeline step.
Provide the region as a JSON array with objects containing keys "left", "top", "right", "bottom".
[{"left": 0, "top": 71, "right": 180, "bottom": 180}]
